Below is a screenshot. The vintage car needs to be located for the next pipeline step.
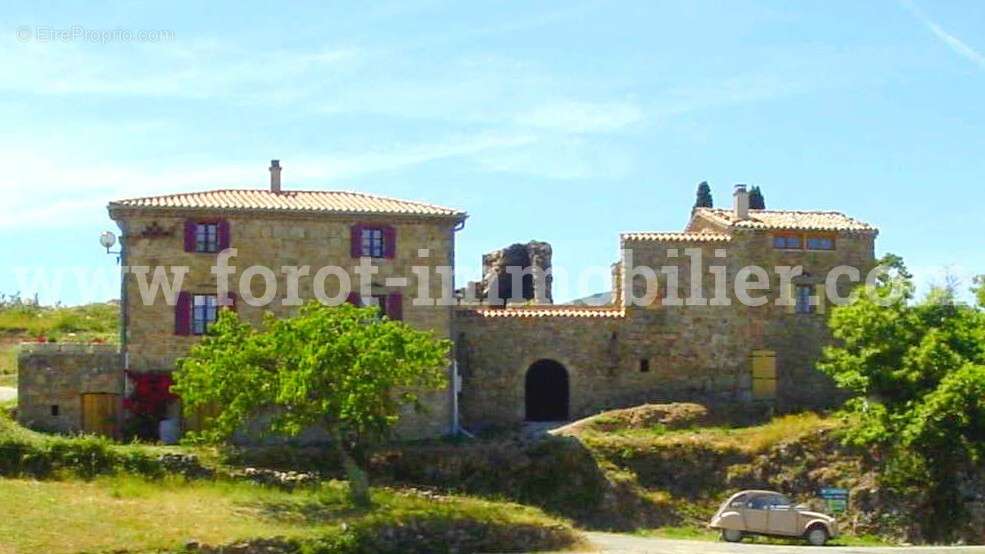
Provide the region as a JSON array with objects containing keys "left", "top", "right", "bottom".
[{"left": 709, "top": 490, "right": 838, "bottom": 546}]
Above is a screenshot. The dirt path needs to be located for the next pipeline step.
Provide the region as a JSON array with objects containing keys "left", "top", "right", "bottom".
[{"left": 575, "top": 533, "right": 985, "bottom": 554}]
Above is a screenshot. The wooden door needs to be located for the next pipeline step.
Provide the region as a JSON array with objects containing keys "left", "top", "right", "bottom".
[{"left": 81, "top": 393, "right": 119, "bottom": 438}]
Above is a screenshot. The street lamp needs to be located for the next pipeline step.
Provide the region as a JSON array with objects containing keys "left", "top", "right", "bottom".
[{"left": 100, "top": 231, "right": 121, "bottom": 263}]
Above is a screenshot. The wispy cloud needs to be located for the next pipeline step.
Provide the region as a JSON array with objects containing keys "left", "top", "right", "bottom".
[
  {"left": 0, "top": 132, "right": 536, "bottom": 229},
  {"left": 515, "top": 100, "right": 644, "bottom": 133},
  {"left": 901, "top": 0, "right": 985, "bottom": 70}
]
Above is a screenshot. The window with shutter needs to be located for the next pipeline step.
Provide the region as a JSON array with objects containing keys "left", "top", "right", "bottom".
[
  {"left": 175, "top": 292, "right": 191, "bottom": 336},
  {"left": 192, "top": 294, "right": 219, "bottom": 335},
  {"left": 351, "top": 224, "right": 394, "bottom": 258}
]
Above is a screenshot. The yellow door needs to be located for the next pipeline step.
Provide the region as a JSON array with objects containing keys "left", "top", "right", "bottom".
[
  {"left": 81, "top": 393, "right": 119, "bottom": 438},
  {"left": 751, "top": 350, "right": 777, "bottom": 400}
]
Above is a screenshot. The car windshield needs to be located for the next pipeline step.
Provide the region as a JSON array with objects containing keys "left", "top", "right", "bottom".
[{"left": 719, "top": 494, "right": 746, "bottom": 512}]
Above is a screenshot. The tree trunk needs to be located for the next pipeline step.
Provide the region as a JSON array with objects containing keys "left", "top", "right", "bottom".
[{"left": 330, "top": 427, "right": 371, "bottom": 507}]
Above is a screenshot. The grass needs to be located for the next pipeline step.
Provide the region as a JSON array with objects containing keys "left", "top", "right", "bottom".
[
  {"left": 0, "top": 300, "right": 119, "bottom": 389},
  {"left": 580, "top": 412, "right": 835, "bottom": 455},
  {"left": 0, "top": 344, "right": 15, "bottom": 387},
  {"left": 640, "top": 525, "right": 719, "bottom": 541},
  {"left": 0, "top": 475, "right": 578, "bottom": 554},
  {"left": 639, "top": 525, "right": 893, "bottom": 546},
  {"left": 0, "top": 301, "right": 118, "bottom": 342}
]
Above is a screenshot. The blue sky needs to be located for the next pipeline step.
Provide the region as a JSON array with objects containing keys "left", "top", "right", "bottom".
[{"left": 1, "top": 0, "right": 983, "bottom": 304}]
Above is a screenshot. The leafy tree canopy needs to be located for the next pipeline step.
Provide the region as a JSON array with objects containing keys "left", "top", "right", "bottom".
[
  {"left": 820, "top": 255, "right": 985, "bottom": 540},
  {"left": 172, "top": 302, "right": 451, "bottom": 505},
  {"left": 694, "top": 181, "right": 713, "bottom": 209},
  {"left": 748, "top": 185, "right": 766, "bottom": 210}
]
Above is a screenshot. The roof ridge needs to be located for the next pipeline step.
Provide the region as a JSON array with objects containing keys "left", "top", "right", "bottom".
[{"left": 109, "top": 188, "right": 466, "bottom": 218}]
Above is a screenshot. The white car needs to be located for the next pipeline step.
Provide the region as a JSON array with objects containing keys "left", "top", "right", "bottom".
[{"left": 709, "top": 490, "right": 838, "bottom": 546}]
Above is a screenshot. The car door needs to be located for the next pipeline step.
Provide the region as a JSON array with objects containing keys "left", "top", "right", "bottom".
[
  {"left": 766, "top": 494, "right": 799, "bottom": 536},
  {"left": 742, "top": 494, "right": 770, "bottom": 533}
]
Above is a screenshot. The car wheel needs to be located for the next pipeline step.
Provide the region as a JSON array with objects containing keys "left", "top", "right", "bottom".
[
  {"left": 722, "top": 529, "right": 744, "bottom": 543},
  {"left": 806, "top": 526, "right": 829, "bottom": 546}
]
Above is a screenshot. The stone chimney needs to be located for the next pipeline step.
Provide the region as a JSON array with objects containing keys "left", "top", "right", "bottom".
[
  {"left": 733, "top": 184, "right": 749, "bottom": 221},
  {"left": 269, "top": 160, "right": 282, "bottom": 193}
]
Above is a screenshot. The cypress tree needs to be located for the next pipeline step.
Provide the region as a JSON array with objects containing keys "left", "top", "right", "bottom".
[
  {"left": 749, "top": 186, "right": 766, "bottom": 210},
  {"left": 694, "top": 181, "right": 713, "bottom": 209}
]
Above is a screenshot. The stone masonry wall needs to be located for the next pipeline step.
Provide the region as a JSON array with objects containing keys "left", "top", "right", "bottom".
[
  {"left": 456, "top": 229, "right": 876, "bottom": 428},
  {"left": 115, "top": 209, "right": 458, "bottom": 439},
  {"left": 17, "top": 344, "right": 123, "bottom": 434}
]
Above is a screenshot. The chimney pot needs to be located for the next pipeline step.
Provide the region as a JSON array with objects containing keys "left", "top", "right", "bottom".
[
  {"left": 269, "top": 160, "right": 282, "bottom": 193},
  {"left": 733, "top": 184, "right": 749, "bottom": 221}
]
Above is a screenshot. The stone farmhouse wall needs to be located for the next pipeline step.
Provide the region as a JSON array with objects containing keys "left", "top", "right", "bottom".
[
  {"left": 17, "top": 344, "right": 123, "bottom": 434},
  {"left": 114, "top": 209, "right": 458, "bottom": 439},
  {"left": 457, "top": 229, "right": 876, "bottom": 428}
]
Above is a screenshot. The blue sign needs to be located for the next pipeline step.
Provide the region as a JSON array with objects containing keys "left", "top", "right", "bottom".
[{"left": 819, "top": 488, "right": 849, "bottom": 514}]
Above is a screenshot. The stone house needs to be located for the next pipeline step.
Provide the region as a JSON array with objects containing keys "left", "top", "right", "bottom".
[
  {"left": 18, "top": 163, "right": 877, "bottom": 438},
  {"left": 457, "top": 186, "right": 877, "bottom": 428}
]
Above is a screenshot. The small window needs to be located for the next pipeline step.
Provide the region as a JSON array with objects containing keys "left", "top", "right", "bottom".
[
  {"left": 192, "top": 294, "right": 219, "bottom": 335},
  {"left": 50, "top": 405, "right": 59, "bottom": 416},
  {"left": 748, "top": 495, "right": 770, "bottom": 510},
  {"left": 361, "top": 227, "right": 385, "bottom": 258},
  {"left": 195, "top": 223, "right": 219, "bottom": 253},
  {"left": 772, "top": 234, "right": 802, "bottom": 250},
  {"left": 795, "top": 284, "right": 815, "bottom": 314},
  {"left": 639, "top": 359, "right": 650, "bottom": 373},
  {"left": 806, "top": 236, "right": 835, "bottom": 250}
]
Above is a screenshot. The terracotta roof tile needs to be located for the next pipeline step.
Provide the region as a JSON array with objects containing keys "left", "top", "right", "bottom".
[
  {"left": 693, "top": 208, "right": 876, "bottom": 232},
  {"left": 460, "top": 306, "right": 625, "bottom": 319},
  {"left": 109, "top": 189, "right": 466, "bottom": 219},
  {"left": 621, "top": 232, "right": 732, "bottom": 242}
]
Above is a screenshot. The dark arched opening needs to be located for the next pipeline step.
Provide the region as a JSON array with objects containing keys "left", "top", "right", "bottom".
[{"left": 525, "top": 359, "right": 569, "bottom": 421}]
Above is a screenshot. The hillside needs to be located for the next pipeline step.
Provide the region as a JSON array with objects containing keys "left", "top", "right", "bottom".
[
  {"left": 226, "top": 403, "right": 982, "bottom": 545},
  {"left": 0, "top": 298, "right": 118, "bottom": 387},
  {"left": 0, "top": 405, "right": 581, "bottom": 554}
]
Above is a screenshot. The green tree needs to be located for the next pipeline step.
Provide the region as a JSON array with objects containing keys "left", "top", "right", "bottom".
[
  {"left": 974, "top": 275, "right": 985, "bottom": 308},
  {"left": 819, "top": 256, "right": 985, "bottom": 541},
  {"left": 694, "top": 181, "right": 713, "bottom": 209},
  {"left": 172, "top": 302, "right": 451, "bottom": 506},
  {"left": 748, "top": 185, "right": 766, "bottom": 210}
]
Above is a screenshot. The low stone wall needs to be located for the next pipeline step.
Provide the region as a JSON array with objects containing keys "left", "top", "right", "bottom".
[{"left": 17, "top": 344, "right": 123, "bottom": 434}]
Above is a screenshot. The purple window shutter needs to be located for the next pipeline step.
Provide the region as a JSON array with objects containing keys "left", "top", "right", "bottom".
[
  {"left": 175, "top": 292, "right": 191, "bottom": 336},
  {"left": 218, "top": 220, "right": 231, "bottom": 250},
  {"left": 383, "top": 225, "right": 397, "bottom": 259},
  {"left": 184, "top": 221, "right": 197, "bottom": 252},
  {"left": 387, "top": 293, "right": 403, "bottom": 320},
  {"left": 350, "top": 224, "right": 363, "bottom": 258},
  {"left": 346, "top": 292, "right": 361, "bottom": 306}
]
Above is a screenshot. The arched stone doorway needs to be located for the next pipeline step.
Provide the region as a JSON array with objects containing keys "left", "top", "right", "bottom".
[{"left": 525, "top": 359, "right": 569, "bottom": 421}]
